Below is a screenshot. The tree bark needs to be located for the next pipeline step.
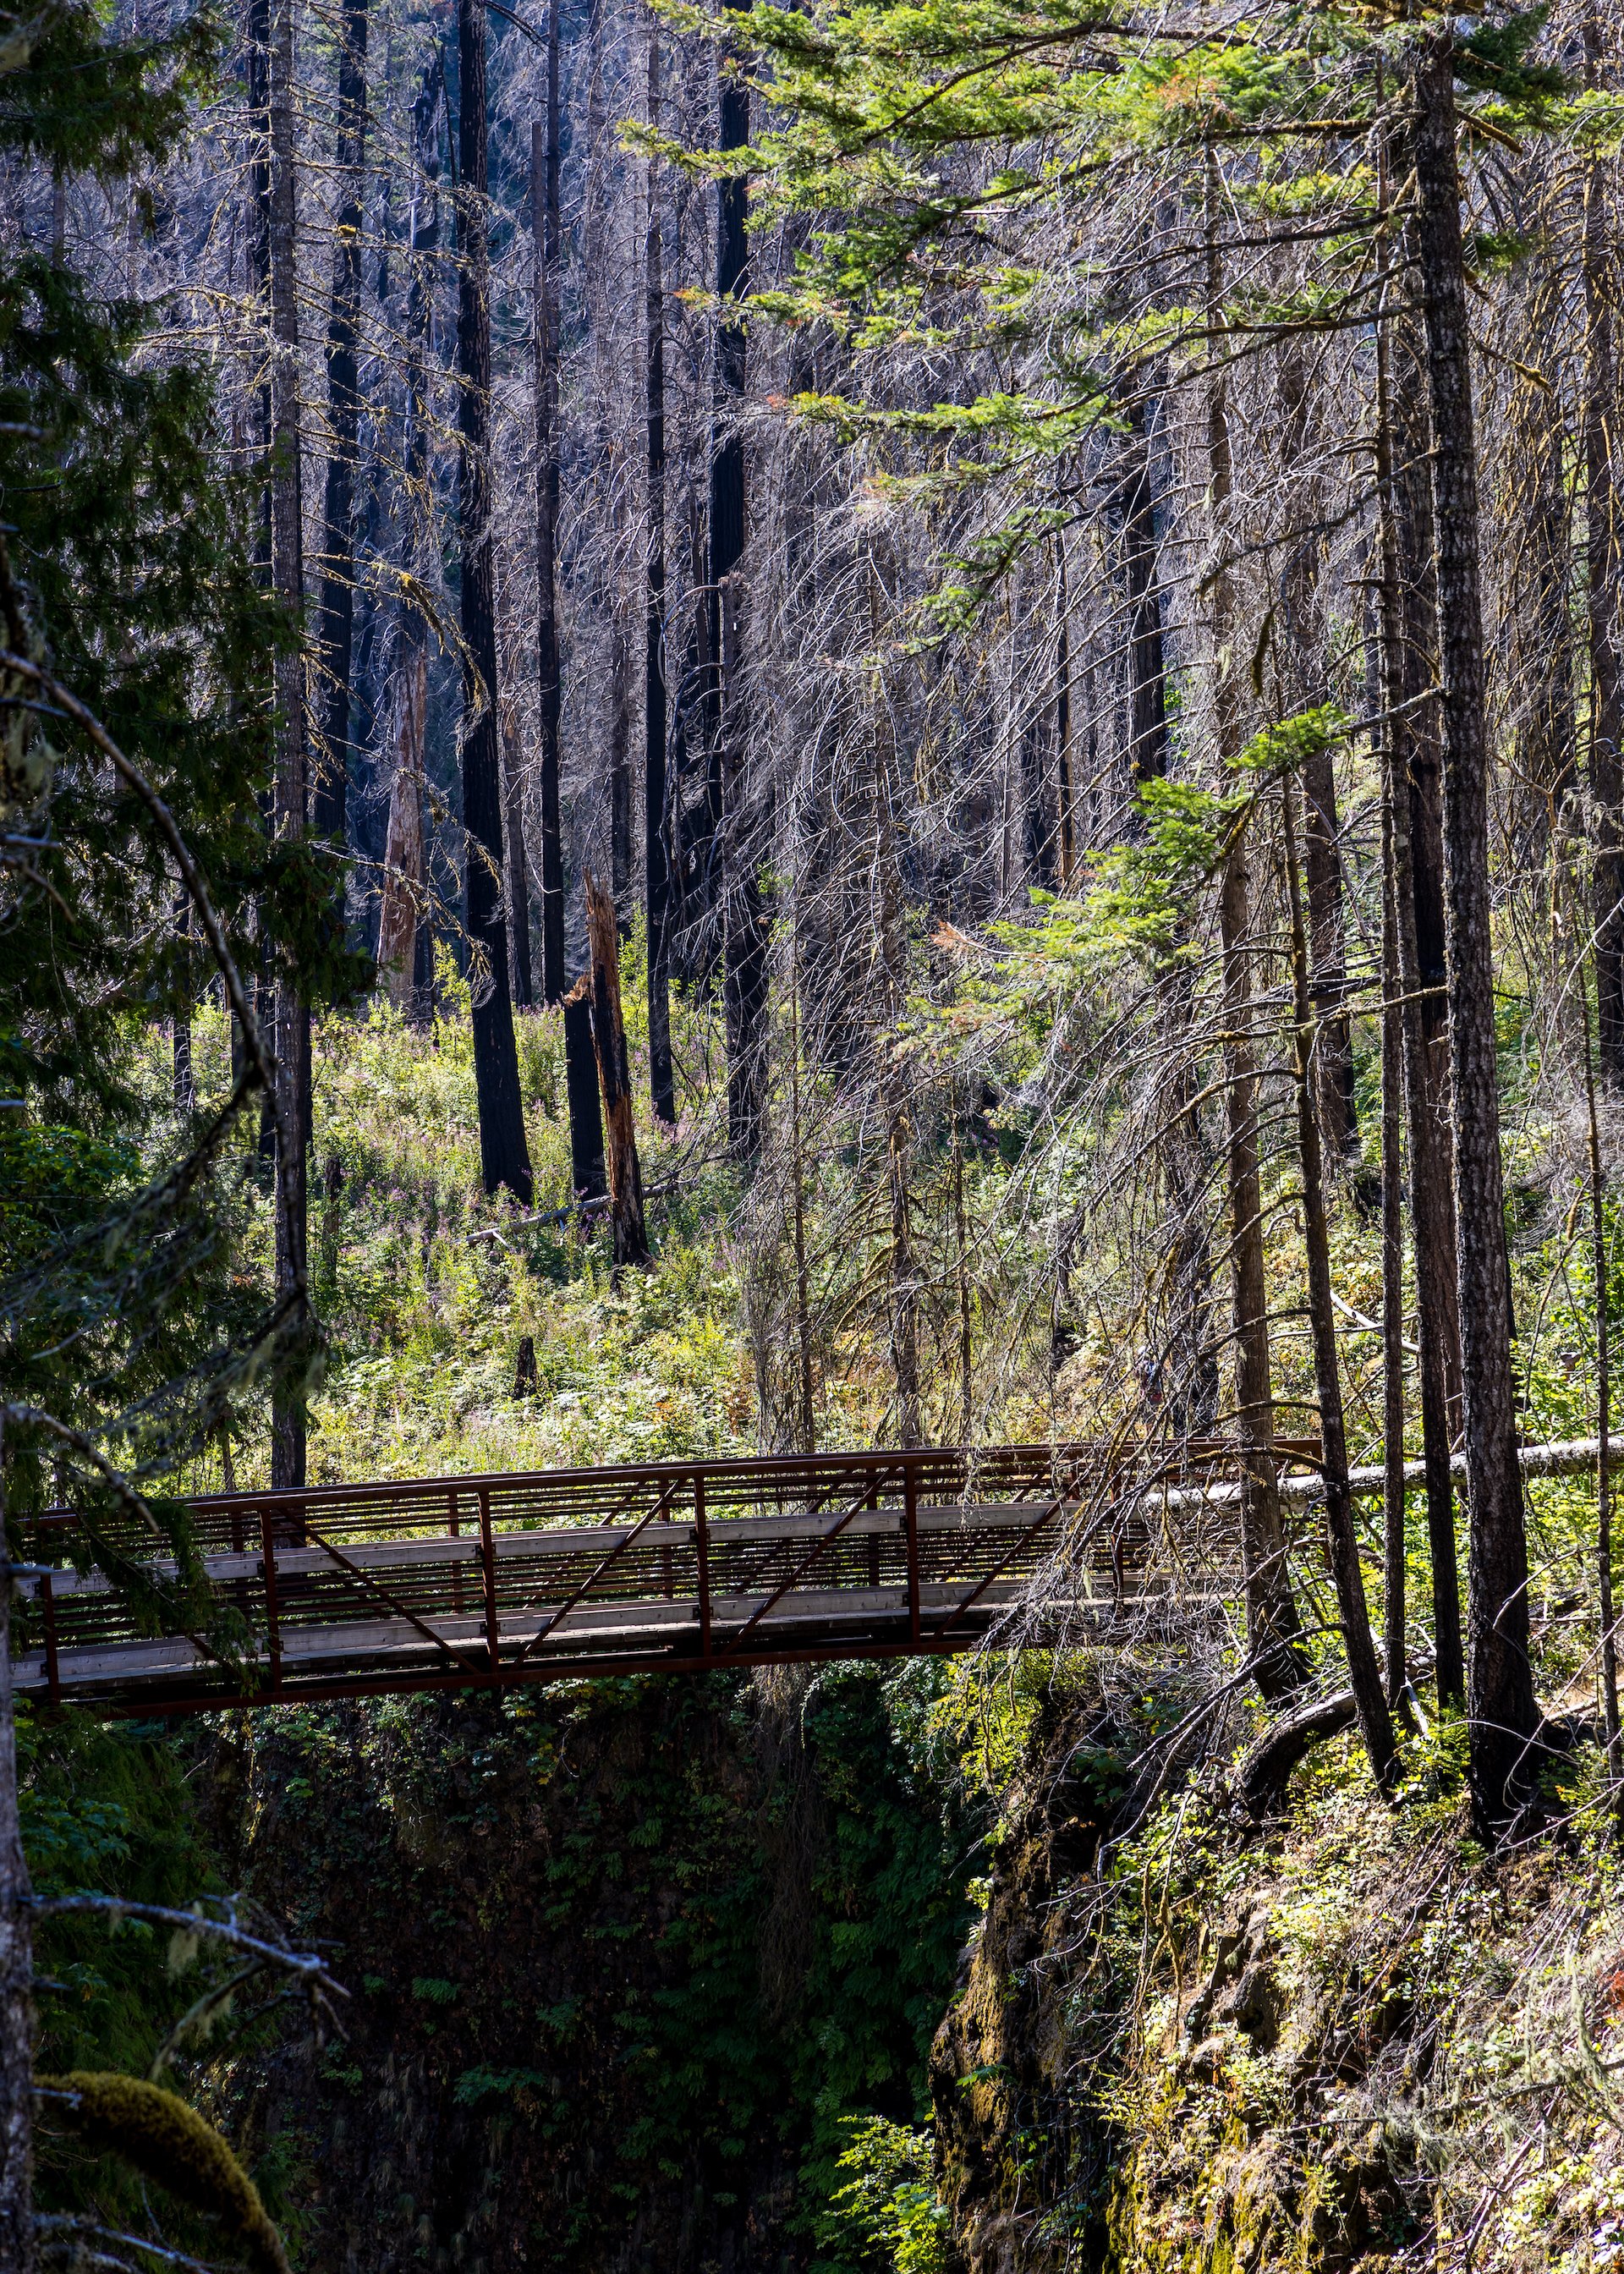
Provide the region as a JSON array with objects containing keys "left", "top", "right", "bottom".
[
  {"left": 1276, "top": 343, "right": 1357, "bottom": 1159},
  {"left": 1380, "top": 116, "right": 1466, "bottom": 1704},
  {"left": 1579, "top": 899, "right": 1624, "bottom": 1817},
  {"left": 1583, "top": 17, "right": 1624, "bottom": 1085},
  {"left": 458, "top": 0, "right": 532, "bottom": 1203},
  {"left": 502, "top": 711, "right": 534, "bottom": 1008},
  {"left": 1285, "top": 779, "right": 1401, "bottom": 1795},
  {"left": 311, "top": 0, "right": 367, "bottom": 849},
  {"left": 1204, "top": 192, "right": 1310, "bottom": 1696},
  {"left": 1375, "top": 108, "right": 1464, "bottom": 1706},
  {"left": 378, "top": 649, "right": 426, "bottom": 1009},
  {"left": 582, "top": 871, "right": 650, "bottom": 1270},
  {"left": 1381, "top": 724, "right": 1407, "bottom": 1707},
  {"left": 712, "top": 30, "right": 765, "bottom": 1156},
  {"left": 531, "top": 60, "right": 604, "bottom": 1200},
  {"left": 644, "top": 11, "right": 675, "bottom": 1124},
  {"left": 609, "top": 621, "right": 633, "bottom": 926},
  {"left": 1413, "top": 32, "right": 1538, "bottom": 1832},
  {"left": 269, "top": 0, "right": 310, "bottom": 1490},
  {"left": 1113, "top": 390, "right": 1169, "bottom": 793},
  {"left": 1055, "top": 534, "right": 1074, "bottom": 887}
]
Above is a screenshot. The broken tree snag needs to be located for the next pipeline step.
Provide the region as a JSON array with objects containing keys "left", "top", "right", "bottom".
[{"left": 582, "top": 871, "right": 650, "bottom": 1269}]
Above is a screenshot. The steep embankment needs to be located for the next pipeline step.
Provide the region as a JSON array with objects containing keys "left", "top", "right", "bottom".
[
  {"left": 929, "top": 1692, "right": 1624, "bottom": 2274},
  {"left": 192, "top": 1663, "right": 976, "bottom": 2274}
]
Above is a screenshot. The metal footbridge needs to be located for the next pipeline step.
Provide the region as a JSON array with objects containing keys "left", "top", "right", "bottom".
[{"left": 12, "top": 1440, "right": 1312, "bottom": 1714}]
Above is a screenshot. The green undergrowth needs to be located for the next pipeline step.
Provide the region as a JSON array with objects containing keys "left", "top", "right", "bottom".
[
  {"left": 1091, "top": 1718, "right": 1624, "bottom": 2274},
  {"left": 156, "top": 972, "right": 762, "bottom": 1490}
]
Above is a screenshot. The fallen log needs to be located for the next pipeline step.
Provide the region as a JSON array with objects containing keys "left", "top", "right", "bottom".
[{"left": 1149, "top": 1438, "right": 1621, "bottom": 1517}]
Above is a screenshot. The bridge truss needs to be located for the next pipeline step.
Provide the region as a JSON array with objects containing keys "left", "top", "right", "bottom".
[{"left": 12, "top": 1440, "right": 1316, "bottom": 1715}]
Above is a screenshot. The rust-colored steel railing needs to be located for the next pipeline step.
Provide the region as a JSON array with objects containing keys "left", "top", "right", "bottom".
[{"left": 10, "top": 1438, "right": 1318, "bottom": 1715}]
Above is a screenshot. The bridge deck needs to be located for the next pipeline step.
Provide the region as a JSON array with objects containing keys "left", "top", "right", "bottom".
[{"left": 13, "top": 1441, "right": 1310, "bottom": 1713}]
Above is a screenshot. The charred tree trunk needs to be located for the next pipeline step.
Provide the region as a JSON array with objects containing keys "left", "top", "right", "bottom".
[
  {"left": 712, "top": 41, "right": 765, "bottom": 1158},
  {"left": 1413, "top": 32, "right": 1538, "bottom": 1832},
  {"left": 503, "top": 714, "right": 534, "bottom": 1008},
  {"left": 532, "top": 47, "right": 604, "bottom": 1199},
  {"left": 644, "top": 13, "right": 675, "bottom": 1123},
  {"left": 1285, "top": 780, "right": 1401, "bottom": 1795},
  {"left": 269, "top": 0, "right": 310, "bottom": 1489},
  {"left": 312, "top": 0, "right": 367, "bottom": 850},
  {"left": 458, "top": 0, "right": 531, "bottom": 1202},
  {"left": 582, "top": 871, "right": 650, "bottom": 1271},
  {"left": 1379, "top": 141, "right": 1467, "bottom": 1704}
]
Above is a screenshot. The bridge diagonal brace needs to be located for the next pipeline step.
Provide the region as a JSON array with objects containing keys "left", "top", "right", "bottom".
[
  {"left": 710, "top": 1469, "right": 902, "bottom": 1660},
  {"left": 922, "top": 1495, "right": 1064, "bottom": 1640},
  {"left": 300, "top": 1523, "right": 491, "bottom": 1678},
  {"left": 505, "top": 1476, "right": 689, "bottom": 1669}
]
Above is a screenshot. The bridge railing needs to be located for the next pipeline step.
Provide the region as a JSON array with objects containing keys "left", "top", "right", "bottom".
[{"left": 14, "top": 1438, "right": 1319, "bottom": 1711}]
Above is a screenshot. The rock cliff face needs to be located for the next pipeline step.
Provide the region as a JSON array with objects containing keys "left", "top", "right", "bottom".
[
  {"left": 930, "top": 1697, "right": 1122, "bottom": 2274},
  {"left": 927, "top": 1702, "right": 1624, "bottom": 2274},
  {"left": 195, "top": 1664, "right": 973, "bottom": 2274}
]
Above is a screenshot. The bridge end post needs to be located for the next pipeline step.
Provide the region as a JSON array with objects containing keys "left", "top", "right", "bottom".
[
  {"left": 903, "top": 1460, "right": 921, "bottom": 1650},
  {"left": 41, "top": 1571, "right": 59, "bottom": 1707},
  {"left": 479, "top": 1487, "right": 500, "bottom": 1680},
  {"left": 258, "top": 1506, "right": 283, "bottom": 1696},
  {"left": 694, "top": 1473, "right": 711, "bottom": 1663}
]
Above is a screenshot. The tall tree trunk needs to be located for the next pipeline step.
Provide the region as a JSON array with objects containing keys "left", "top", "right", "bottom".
[
  {"left": 645, "top": 11, "right": 675, "bottom": 1123},
  {"left": 1117, "top": 376, "right": 1214, "bottom": 1431},
  {"left": 1413, "top": 32, "right": 1538, "bottom": 1832},
  {"left": 503, "top": 711, "right": 534, "bottom": 1008},
  {"left": 712, "top": 31, "right": 765, "bottom": 1156},
  {"left": 582, "top": 871, "right": 650, "bottom": 1271},
  {"left": 1206, "top": 184, "right": 1309, "bottom": 1696},
  {"left": 1276, "top": 342, "right": 1358, "bottom": 1159},
  {"left": 379, "top": 649, "right": 426, "bottom": 1009},
  {"left": 1579, "top": 893, "right": 1624, "bottom": 1815},
  {"left": 389, "top": 54, "right": 440, "bottom": 1027},
  {"left": 1381, "top": 722, "right": 1408, "bottom": 1708},
  {"left": 1583, "top": 18, "right": 1624, "bottom": 1085},
  {"left": 953, "top": 1096, "right": 973, "bottom": 1442},
  {"left": 869, "top": 548, "right": 919, "bottom": 1444},
  {"left": 532, "top": 55, "right": 605, "bottom": 1200},
  {"left": 0, "top": 1413, "right": 33, "bottom": 2274},
  {"left": 1220, "top": 820, "right": 1310, "bottom": 1699},
  {"left": 311, "top": 0, "right": 367, "bottom": 849},
  {"left": 1055, "top": 535, "right": 1074, "bottom": 887},
  {"left": 1380, "top": 113, "right": 1467, "bottom": 1702},
  {"left": 789, "top": 958, "right": 815, "bottom": 1451},
  {"left": 1114, "top": 390, "right": 1169, "bottom": 794},
  {"left": 458, "top": 0, "right": 532, "bottom": 1203},
  {"left": 609, "top": 623, "right": 633, "bottom": 925},
  {"left": 269, "top": 0, "right": 310, "bottom": 1490},
  {"left": 1285, "top": 781, "right": 1402, "bottom": 1794}
]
